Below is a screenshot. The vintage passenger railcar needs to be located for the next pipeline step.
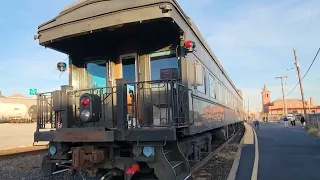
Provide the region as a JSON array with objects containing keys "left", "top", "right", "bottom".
[{"left": 34, "top": 0, "right": 244, "bottom": 179}]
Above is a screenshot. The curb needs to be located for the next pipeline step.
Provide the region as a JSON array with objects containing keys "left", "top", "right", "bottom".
[{"left": 226, "top": 123, "right": 248, "bottom": 180}]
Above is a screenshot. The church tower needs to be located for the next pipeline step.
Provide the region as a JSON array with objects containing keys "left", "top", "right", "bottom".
[{"left": 261, "top": 84, "right": 270, "bottom": 113}]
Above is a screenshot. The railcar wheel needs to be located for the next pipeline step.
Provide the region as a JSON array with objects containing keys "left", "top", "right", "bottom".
[{"left": 41, "top": 155, "right": 56, "bottom": 177}]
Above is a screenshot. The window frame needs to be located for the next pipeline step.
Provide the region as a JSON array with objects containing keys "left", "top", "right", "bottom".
[
  {"left": 84, "top": 59, "right": 108, "bottom": 89},
  {"left": 120, "top": 53, "right": 138, "bottom": 83},
  {"left": 208, "top": 74, "right": 216, "bottom": 98},
  {"left": 149, "top": 50, "right": 179, "bottom": 81},
  {"left": 196, "top": 65, "right": 207, "bottom": 94}
]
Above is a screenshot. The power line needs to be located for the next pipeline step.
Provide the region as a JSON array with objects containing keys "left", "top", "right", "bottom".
[
  {"left": 295, "top": 0, "right": 316, "bottom": 47},
  {"left": 305, "top": 0, "right": 316, "bottom": 34},
  {"left": 286, "top": 48, "right": 320, "bottom": 97},
  {"left": 301, "top": 48, "right": 320, "bottom": 80}
]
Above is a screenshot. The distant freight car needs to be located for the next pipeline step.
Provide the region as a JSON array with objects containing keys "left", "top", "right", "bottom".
[{"left": 0, "top": 102, "right": 34, "bottom": 123}]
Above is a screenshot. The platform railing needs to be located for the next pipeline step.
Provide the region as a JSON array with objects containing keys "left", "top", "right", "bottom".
[
  {"left": 68, "top": 86, "right": 116, "bottom": 128},
  {"left": 36, "top": 92, "right": 54, "bottom": 130},
  {"left": 36, "top": 79, "right": 190, "bottom": 131},
  {"left": 126, "top": 80, "right": 189, "bottom": 128},
  {"left": 36, "top": 86, "right": 117, "bottom": 130}
]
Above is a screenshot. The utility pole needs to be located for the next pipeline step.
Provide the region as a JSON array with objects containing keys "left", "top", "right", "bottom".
[
  {"left": 247, "top": 97, "right": 250, "bottom": 120},
  {"left": 243, "top": 99, "right": 246, "bottom": 121},
  {"left": 275, "top": 76, "right": 288, "bottom": 116},
  {"left": 293, "top": 48, "right": 308, "bottom": 120}
]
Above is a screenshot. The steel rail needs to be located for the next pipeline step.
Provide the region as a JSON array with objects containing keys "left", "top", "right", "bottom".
[{"left": 0, "top": 146, "right": 48, "bottom": 161}]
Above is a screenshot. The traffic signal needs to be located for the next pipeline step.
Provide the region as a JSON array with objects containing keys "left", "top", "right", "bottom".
[{"left": 79, "top": 93, "right": 101, "bottom": 122}]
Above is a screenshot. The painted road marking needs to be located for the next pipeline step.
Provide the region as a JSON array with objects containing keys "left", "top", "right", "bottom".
[
  {"left": 251, "top": 125, "right": 259, "bottom": 180},
  {"left": 244, "top": 123, "right": 254, "bottom": 145},
  {"left": 226, "top": 124, "right": 246, "bottom": 180}
]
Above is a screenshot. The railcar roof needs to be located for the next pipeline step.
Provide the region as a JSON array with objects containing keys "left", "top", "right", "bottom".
[{"left": 39, "top": 0, "right": 241, "bottom": 98}]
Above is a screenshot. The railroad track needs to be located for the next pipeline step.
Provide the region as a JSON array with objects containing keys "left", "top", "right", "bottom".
[
  {"left": 0, "top": 146, "right": 48, "bottom": 161},
  {"left": 191, "top": 132, "right": 239, "bottom": 173},
  {"left": 0, "top": 128, "right": 243, "bottom": 180},
  {"left": 190, "top": 127, "right": 244, "bottom": 180}
]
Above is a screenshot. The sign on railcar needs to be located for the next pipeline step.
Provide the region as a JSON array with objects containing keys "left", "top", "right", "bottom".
[{"left": 160, "top": 68, "right": 178, "bottom": 80}]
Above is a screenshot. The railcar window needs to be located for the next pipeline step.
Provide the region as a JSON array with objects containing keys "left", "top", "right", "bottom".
[
  {"left": 233, "top": 96, "right": 235, "bottom": 109},
  {"left": 208, "top": 74, "right": 216, "bottom": 98},
  {"left": 85, "top": 61, "right": 107, "bottom": 88},
  {"left": 197, "top": 66, "right": 206, "bottom": 94},
  {"left": 231, "top": 95, "right": 233, "bottom": 108},
  {"left": 218, "top": 82, "right": 222, "bottom": 101},
  {"left": 225, "top": 88, "right": 228, "bottom": 104},
  {"left": 122, "top": 56, "right": 136, "bottom": 83},
  {"left": 150, "top": 52, "right": 178, "bottom": 81}
]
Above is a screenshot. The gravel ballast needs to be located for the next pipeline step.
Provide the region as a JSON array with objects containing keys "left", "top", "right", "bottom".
[
  {"left": 0, "top": 154, "right": 101, "bottom": 180},
  {"left": 0, "top": 126, "right": 244, "bottom": 180},
  {"left": 192, "top": 127, "right": 244, "bottom": 180}
]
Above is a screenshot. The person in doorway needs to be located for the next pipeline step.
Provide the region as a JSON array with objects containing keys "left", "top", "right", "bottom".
[
  {"left": 254, "top": 117, "right": 260, "bottom": 129},
  {"left": 300, "top": 116, "right": 305, "bottom": 127},
  {"left": 284, "top": 116, "right": 289, "bottom": 128}
]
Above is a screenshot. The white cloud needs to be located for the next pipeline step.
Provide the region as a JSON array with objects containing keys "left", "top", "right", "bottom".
[
  {"left": 185, "top": 0, "right": 320, "bottom": 110},
  {"left": 209, "top": 3, "right": 319, "bottom": 60},
  {"left": 2, "top": 0, "right": 319, "bottom": 110}
]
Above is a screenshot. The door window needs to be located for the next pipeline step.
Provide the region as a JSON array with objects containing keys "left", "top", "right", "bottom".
[
  {"left": 122, "top": 56, "right": 136, "bottom": 83},
  {"left": 85, "top": 61, "right": 107, "bottom": 88}
]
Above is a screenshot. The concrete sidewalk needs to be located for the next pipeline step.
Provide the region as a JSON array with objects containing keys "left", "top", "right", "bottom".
[
  {"left": 234, "top": 123, "right": 257, "bottom": 180},
  {"left": 232, "top": 122, "right": 320, "bottom": 180}
]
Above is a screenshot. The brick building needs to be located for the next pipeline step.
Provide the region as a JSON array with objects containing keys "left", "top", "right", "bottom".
[{"left": 261, "top": 84, "right": 320, "bottom": 120}]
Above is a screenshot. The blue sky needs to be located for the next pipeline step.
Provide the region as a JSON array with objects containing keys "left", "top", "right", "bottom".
[{"left": 0, "top": 0, "right": 319, "bottom": 112}]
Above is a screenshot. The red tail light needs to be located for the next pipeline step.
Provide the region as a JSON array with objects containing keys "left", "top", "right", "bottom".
[
  {"left": 126, "top": 164, "right": 139, "bottom": 175},
  {"left": 184, "top": 40, "right": 196, "bottom": 49},
  {"left": 184, "top": 40, "right": 193, "bottom": 49},
  {"left": 81, "top": 97, "right": 90, "bottom": 106}
]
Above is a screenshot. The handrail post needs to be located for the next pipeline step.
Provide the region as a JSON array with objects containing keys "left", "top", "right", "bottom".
[
  {"left": 36, "top": 94, "right": 41, "bottom": 132},
  {"left": 116, "top": 79, "right": 128, "bottom": 130},
  {"left": 61, "top": 85, "right": 73, "bottom": 128}
]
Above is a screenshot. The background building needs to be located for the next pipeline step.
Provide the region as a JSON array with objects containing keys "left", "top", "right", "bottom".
[{"left": 261, "top": 84, "right": 320, "bottom": 121}]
